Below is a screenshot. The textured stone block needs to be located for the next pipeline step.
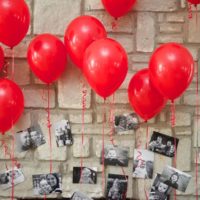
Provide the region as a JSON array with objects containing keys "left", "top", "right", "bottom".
[
  {"left": 58, "top": 64, "right": 91, "bottom": 109},
  {"left": 136, "top": 13, "right": 155, "bottom": 52},
  {"left": 188, "top": 13, "right": 200, "bottom": 43},
  {"left": 34, "top": 0, "right": 81, "bottom": 35}
]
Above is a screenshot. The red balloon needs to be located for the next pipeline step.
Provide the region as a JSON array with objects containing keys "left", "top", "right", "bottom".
[
  {"left": 0, "top": 0, "right": 30, "bottom": 48},
  {"left": 149, "top": 43, "right": 194, "bottom": 101},
  {"left": 0, "top": 79, "right": 24, "bottom": 133},
  {"left": 101, "top": 0, "right": 136, "bottom": 18},
  {"left": 83, "top": 38, "right": 128, "bottom": 98},
  {"left": 128, "top": 69, "right": 166, "bottom": 121},
  {"left": 27, "top": 34, "right": 68, "bottom": 84},
  {"left": 64, "top": 15, "right": 107, "bottom": 69},
  {"left": 188, "top": 0, "right": 200, "bottom": 4},
  {"left": 0, "top": 46, "right": 4, "bottom": 71}
]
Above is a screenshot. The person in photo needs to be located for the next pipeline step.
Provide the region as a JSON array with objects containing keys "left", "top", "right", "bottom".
[
  {"left": 79, "top": 168, "right": 94, "bottom": 184},
  {"left": 0, "top": 173, "right": 9, "bottom": 185},
  {"left": 149, "top": 136, "right": 165, "bottom": 153},
  {"left": 126, "top": 113, "right": 139, "bottom": 130},
  {"left": 108, "top": 178, "right": 121, "bottom": 200},
  {"left": 114, "top": 115, "right": 127, "bottom": 132},
  {"left": 149, "top": 182, "right": 170, "bottom": 200},
  {"left": 46, "top": 173, "right": 62, "bottom": 193},
  {"left": 20, "top": 130, "right": 31, "bottom": 151},
  {"left": 165, "top": 140, "right": 175, "bottom": 157},
  {"left": 39, "top": 178, "right": 52, "bottom": 195},
  {"left": 133, "top": 159, "right": 148, "bottom": 178},
  {"left": 30, "top": 130, "right": 42, "bottom": 147},
  {"left": 164, "top": 172, "right": 179, "bottom": 189}
]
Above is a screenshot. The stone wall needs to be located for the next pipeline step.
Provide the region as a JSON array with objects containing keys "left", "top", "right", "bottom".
[{"left": 0, "top": 0, "right": 200, "bottom": 199}]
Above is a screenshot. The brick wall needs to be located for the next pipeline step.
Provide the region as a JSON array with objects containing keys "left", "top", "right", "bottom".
[{"left": 0, "top": 0, "right": 200, "bottom": 199}]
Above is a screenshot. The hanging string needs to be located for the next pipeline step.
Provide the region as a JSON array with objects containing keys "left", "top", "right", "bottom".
[
  {"left": 101, "top": 98, "right": 106, "bottom": 193},
  {"left": 145, "top": 121, "right": 149, "bottom": 149},
  {"left": 47, "top": 84, "right": 52, "bottom": 174},
  {"left": 195, "top": 4, "right": 198, "bottom": 27},
  {"left": 11, "top": 48, "right": 15, "bottom": 81},
  {"left": 111, "top": 18, "right": 118, "bottom": 31},
  {"left": 195, "top": 61, "right": 199, "bottom": 200},
  {"left": 188, "top": 2, "right": 193, "bottom": 19},
  {"left": 80, "top": 81, "right": 87, "bottom": 183}
]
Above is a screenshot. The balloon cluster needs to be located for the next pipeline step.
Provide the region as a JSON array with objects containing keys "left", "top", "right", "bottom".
[
  {"left": 0, "top": 0, "right": 30, "bottom": 133},
  {"left": 128, "top": 43, "right": 194, "bottom": 121}
]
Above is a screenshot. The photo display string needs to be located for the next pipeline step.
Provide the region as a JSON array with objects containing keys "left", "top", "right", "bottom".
[{"left": 108, "top": 94, "right": 128, "bottom": 200}]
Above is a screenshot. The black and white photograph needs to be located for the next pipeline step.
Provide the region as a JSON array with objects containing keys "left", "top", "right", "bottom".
[
  {"left": 114, "top": 113, "right": 139, "bottom": 133},
  {"left": 161, "top": 166, "right": 191, "bottom": 192},
  {"left": 71, "top": 191, "right": 93, "bottom": 200},
  {"left": 32, "top": 173, "right": 62, "bottom": 195},
  {"left": 0, "top": 167, "right": 25, "bottom": 190},
  {"left": 73, "top": 167, "right": 97, "bottom": 184},
  {"left": 54, "top": 119, "right": 73, "bottom": 147},
  {"left": 149, "top": 174, "right": 172, "bottom": 200},
  {"left": 100, "top": 145, "right": 129, "bottom": 167},
  {"left": 133, "top": 149, "right": 154, "bottom": 179},
  {"left": 148, "top": 131, "right": 179, "bottom": 157},
  {"left": 15, "top": 124, "right": 46, "bottom": 152},
  {"left": 106, "top": 174, "right": 128, "bottom": 200}
]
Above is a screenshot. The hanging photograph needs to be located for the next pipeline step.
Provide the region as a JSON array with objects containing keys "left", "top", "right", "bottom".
[
  {"left": 114, "top": 113, "right": 139, "bottom": 133},
  {"left": 148, "top": 131, "right": 179, "bottom": 157},
  {"left": 71, "top": 191, "right": 93, "bottom": 200},
  {"left": 54, "top": 119, "right": 73, "bottom": 147},
  {"left": 149, "top": 174, "right": 172, "bottom": 200},
  {"left": 100, "top": 145, "right": 129, "bottom": 167},
  {"left": 15, "top": 124, "right": 46, "bottom": 152},
  {"left": 133, "top": 149, "right": 154, "bottom": 179},
  {"left": 106, "top": 174, "right": 128, "bottom": 200},
  {"left": 161, "top": 166, "right": 191, "bottom": 192},
  {"left": 32, "top": 173, "right": 62, "bottom": 195},
  {"left": 0, "top": 167, "right": 25, "bottom": 190},
  {"left": 73, "top": 167, "right": 97, "bottom": 184}
]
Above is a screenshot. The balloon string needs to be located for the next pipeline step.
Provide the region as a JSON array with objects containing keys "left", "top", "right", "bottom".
[
  {"left": 11, "top": 120, "right": 15, "bottom": 200},
  {"left": 188, "top": 2, "right": 193, "bottom": 19},
  {"left": 170, "top": 101, "right": 176, "bottom": 128},
  {"left": 44, "top": 193, "right": 46, "bottom": 200},
  {"left": 11, "top": 48, "right": 15, "bottom": 81},
  {"left": 111, "top": 18, "right": 118, "bottom": 31},
  {"left": 195, "top": 61, "right": 199, "bottom": 200},
  {"left": 101, "top": 98, "right": 106, "bottom": 193},
  {"left": 80, "top": 81, "right": 87, "bottom": 183},
  {"left": 47, "top": 84, "right": 52, "bottom": 174},
  {"left": 145, "top": 122, "right": 149, "bottom": 149}
]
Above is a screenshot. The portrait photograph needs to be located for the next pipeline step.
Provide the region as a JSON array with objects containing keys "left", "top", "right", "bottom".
[
  {"left": 54, "top": 119, "right": 73, "bottom": 147},
  {"left": 32, "top": 173, "right": 62, "bottom": 195},
  {"left": 161, "top": 166, "right": 191, "bottom": 192},
  {"left": 0, "top": 167, "right": 25, "bottom": 190},
  {"left": 73, "top": 167, "right": 97, "bottom": 184},
  {"left": 15, "top": 124, "right": 46, "bottom": 152},
  {"left": 100, "top": 145, "right": 129, "bottom": 167},
  {"left": 71, "top": 191, "right": 93, "bottom": 200},
  {"left": 114, "top": 113, "right": 139, "bottom": 133},
  {"left": 133, "top": 149, "right": 154, "bottom": 179},
  {"left": 148, "top": 131, "right": 179, "bottom": 157},
  {"left": 106, "top": 174, "right": 128, "bottom": 200},
  {"left": 149, "top": 174, "right": 172, "bottom": 200}
]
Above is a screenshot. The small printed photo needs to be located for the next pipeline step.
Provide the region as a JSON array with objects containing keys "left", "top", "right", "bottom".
[
  {"left": 100, "top": 145, "right": 129, "bottom": 167},
  {"left": 71, "top": 191, "right": 93, "bottom": 200},
  {"left": 149, "top": 174, "right": 172, "bottom": 200},
  {"left": 54, "top": 119, "right": 73, "bottom": 147},
  {"left": 161, "top": 166, "right": 191, "bottom": 192},
  {"left": 32, "top": 173, "right": 62, "bottom": 195},
  {"left": 133, "top": 149, "right": 154, "bottom": 179},
  {"left": 0, "top": 167, "right": 25, "bottom": 190},
  {"left": 106, "top": 174, "right": 128, "bottom": 200},
  {"left": 148, "top": 131, "right": 179, "bottom": 157},
  {"left": 114, "top": 113, "right": 139, "bottom": 133},
  {"left": 15, "top": 124, "right": 46, "bottom": 152},
  {"left": 73, "top": 167, "right": 97, "bottom": 184}
]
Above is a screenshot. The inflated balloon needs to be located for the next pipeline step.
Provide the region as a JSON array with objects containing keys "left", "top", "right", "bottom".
[
  {"left": 101, "top": 0, "right": 136, "bottom": 18},
  {"left": 149, "top": 43, "right": 194, "bottom": 101},
  {"left": 83, "top": 38, "right": 128, "bottom": 98},
  {"left": 27, "top": 34, "right": 67, "bottom": 84},
  {"left": 0, "top": 79, "right": 24, "bottom": 133},
  {"left": 0, "top": 46, "right": 4, "bottom": 71},
  {"left": 0, "top": 0, "right": 30, "bottom": 48},
  {"left": 64, "top": 15, "right": 107, "bottom": 69},
  {"left": 128, "top": 69, "right": 166, "bottom": 121},
  {"left": 187, "top": 0, "right": 200, "bottom": 5}
]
